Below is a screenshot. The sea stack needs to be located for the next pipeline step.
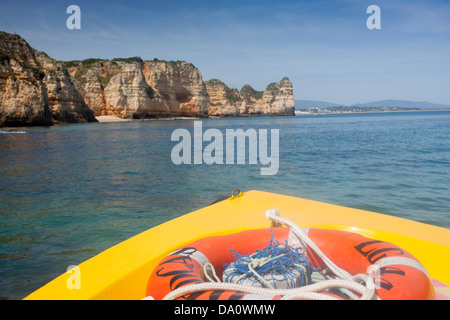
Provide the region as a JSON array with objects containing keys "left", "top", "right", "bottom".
[{"left": 206, "top": 77, "right": 295, "bottom": 117}]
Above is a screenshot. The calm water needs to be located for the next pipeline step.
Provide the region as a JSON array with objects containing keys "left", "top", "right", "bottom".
[{"left": 1, "top": 111, "right": 449, "bottom": 299}]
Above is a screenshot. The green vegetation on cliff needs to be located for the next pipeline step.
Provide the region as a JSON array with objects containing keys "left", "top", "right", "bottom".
[{"left": 240, "top": 84, "right": 263, "bottom": 101}]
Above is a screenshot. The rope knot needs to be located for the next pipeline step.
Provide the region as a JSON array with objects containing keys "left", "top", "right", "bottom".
[{"left": 222, "top": 229, "right": 320, "bottom": 289}]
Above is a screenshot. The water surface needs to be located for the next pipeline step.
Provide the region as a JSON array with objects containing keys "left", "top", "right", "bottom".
[{"left": 1, "top": 111, "right": 449, "bottom": 299}]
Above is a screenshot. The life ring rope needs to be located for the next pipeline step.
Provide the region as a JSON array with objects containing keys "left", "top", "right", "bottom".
[
  {"left": 162, "top": 274, "right": 374, "bottom": 300},
  {"left": 160, "top": 209, "right": 377, "bottom": 300},
  {"left": 266, "top": 209, "right": 354, "bottom": 281},
  {"left": 146, "top": 209, "right": 434, "bottom": 300}
]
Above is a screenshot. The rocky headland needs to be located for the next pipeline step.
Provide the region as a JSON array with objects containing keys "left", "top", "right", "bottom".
[
  {"left": 206, "top": 78, "right": 294, "bottom": 117},
  {"left": 1, "top": 31, "right": 294, "bottom": 127}
]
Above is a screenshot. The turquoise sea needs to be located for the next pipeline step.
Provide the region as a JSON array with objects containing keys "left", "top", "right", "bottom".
[{"left": 1, "top": 111, "right": 449, "bottom": 299}]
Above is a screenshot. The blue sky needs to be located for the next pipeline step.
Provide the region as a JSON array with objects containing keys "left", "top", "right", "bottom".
[{"left": 1, "top": 0, "right": 450, "bottom": 105}]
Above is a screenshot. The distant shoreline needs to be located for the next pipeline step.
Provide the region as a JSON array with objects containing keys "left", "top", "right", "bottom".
[
  {"left": 3, "top": 110, "right": 448, "bottom": 129},
  {"left": 294, "top": 109, "right": 450, "bottom": 115}
]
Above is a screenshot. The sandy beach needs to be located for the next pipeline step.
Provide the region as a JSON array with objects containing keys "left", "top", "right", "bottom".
[
  {"left": 95, "top": 115, "right": 204, "bottom": 122},
  {"left": 95, "top": 115, "right": 131, "bottom": 122}
]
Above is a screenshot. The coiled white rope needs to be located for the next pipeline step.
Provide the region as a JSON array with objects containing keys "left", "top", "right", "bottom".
[
  {"left": 162, "top": 209, "right": 377, "bottom": 300},
  {"left": 163, "top": 277, "right": 372, "bottom": 300},
  {"left": 265, "top": 209, "right": 353, "bottom": 281}
]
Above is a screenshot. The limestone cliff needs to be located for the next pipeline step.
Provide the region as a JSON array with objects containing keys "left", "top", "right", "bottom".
[
  {"left": 206, "top": 77, "right": 295, "bottom": 117},
  {"left": 205, "top": 79, "right": 245, "bottom": 117},
  {"left": 66, "top": 58, "right": 293, "bottom": 120},
  {"left": 142, "top": 60, "right": 209, "bottom": 117},
  {"left": 66, "top": 58, "right": 209, "bottom": 119},
  {"left": 0, "top": 31, "right": 97, "bottom": 127},
  {"left": 1, "top": 30, "right": 295, "bottom": 126},
  {"left": 104, "top": 62, "right": 158, "bottom": 118}
]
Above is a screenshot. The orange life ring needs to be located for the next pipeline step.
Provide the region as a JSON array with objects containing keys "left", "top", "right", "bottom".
[{"left": 145, "top": 228, "right": 434, "bottom": 300}]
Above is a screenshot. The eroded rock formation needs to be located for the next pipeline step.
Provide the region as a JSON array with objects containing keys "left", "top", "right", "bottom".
[
  {"left": 0, "top": 31, "right": 97, "bottom": 127},
  {"left": 206, "top": 77, "right": 295, "bottom": 117},
  {"left": 1, "top": 31, "right": 295, "bottom": 127},
  {"left": 66, "top": 58, "right": 209, "bottom": 119}
]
